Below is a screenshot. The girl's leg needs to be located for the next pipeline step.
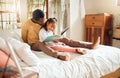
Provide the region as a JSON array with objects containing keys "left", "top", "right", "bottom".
[
  {"left": 31, "top": 41, "right": 70, "bottom": 61},
  {"left": 51, "top": 45, "right": 77, "bottom": 53},
  {"left": 76, "top": 49, "right": 87, "bottom": 55},
  {"left": 51, "top": 45, "right": 87, "bottom": 55}
]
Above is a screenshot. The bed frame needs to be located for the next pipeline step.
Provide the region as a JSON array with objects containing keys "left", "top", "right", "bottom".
[{"left": 101, "top": 68, "right": 120, "bottom": 78}]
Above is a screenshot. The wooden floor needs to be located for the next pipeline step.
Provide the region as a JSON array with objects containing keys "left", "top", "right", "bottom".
[{"left": 101, "top": 68, "right": 120, "bottom": 78}]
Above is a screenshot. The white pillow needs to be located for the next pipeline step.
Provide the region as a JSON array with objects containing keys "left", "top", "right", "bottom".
[
  {"left": 0, "top": 29, "right": 23, "bottom": 41},
  {"left": 7, "top": 37, "right": 40, "bottom": 66},
  {"left": 0, "top": 37, "right": 9, "bottom": 54}
]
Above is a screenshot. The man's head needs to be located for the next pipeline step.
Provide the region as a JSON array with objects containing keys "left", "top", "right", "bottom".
[{"left": 32, "top": 9, "right": 45, "bottom": 25}]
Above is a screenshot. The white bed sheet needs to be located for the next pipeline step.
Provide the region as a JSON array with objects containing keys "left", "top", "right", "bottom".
[{"left": 25, "top": 45, "right": 120, "bottom": 78}]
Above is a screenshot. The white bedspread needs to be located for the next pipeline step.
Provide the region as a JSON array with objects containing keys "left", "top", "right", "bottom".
[{"left": 25, "top": 45, "right": 120, "bottom": 78}]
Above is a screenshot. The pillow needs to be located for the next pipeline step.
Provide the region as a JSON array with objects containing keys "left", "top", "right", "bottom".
[
  {"left": 7, "top": 37, "right": 40, "bottom": 66},
  {"left": 0, "top": 37, "right": 9, "bottom": 54},
  {"left": 0, "top": 29, "right": 23, "bottom": 41}
]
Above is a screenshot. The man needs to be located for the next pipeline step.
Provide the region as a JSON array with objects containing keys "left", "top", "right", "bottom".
[{"left": 21, "top": 9, "right": 100, "bottom": 61}]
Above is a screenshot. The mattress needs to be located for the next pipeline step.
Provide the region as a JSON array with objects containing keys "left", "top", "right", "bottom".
[{"left": 25, "top": 45, "right": 120, "bottom": 78}]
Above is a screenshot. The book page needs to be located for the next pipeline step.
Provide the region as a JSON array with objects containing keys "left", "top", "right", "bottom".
[
  {"left": 44, "top": 35, "right": 61, "bottom": 42},
  {"left": 60, "top": 26, "right": 69, "bottom": 35},
  {"left": 44, "top": 26, "right": 69, "bottom": 42}
]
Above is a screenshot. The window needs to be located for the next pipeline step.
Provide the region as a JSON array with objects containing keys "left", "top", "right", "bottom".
[
  {"left": 0, "top": 0, "right": 20, "bottom": 29},
  {"left": 27, "top": 0, "right": 48, "bottom": 19}
]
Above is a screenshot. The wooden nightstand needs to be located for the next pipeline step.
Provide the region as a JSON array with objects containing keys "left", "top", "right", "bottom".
[{"left": 84, "top": 13, "right": 113, "bottom": 45}]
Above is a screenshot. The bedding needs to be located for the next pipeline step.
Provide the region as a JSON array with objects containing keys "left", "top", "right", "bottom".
[
  {"left": 7, "top": 37, "right": 40, "bottom": 66},
  {"left": 27, "top": 45, "right": 120, "bottom": 78},
  {"left": 0, "top": 29, "right": 120, "bottom": 78},
  {"left": 0, "top": 37, "right": 9, "bottom": 54}
]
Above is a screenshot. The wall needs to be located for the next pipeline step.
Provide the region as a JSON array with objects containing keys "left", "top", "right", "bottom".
[
  {"left": 84, "top": 0, "right": 120, "bottom": 26},
  {"left": 69, "top": 0, "right": 120, "bottom": 41}
]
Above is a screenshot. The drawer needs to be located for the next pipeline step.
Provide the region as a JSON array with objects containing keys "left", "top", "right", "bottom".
[
  {"left": 85, "top": 20, "right": 104, "bottom": 27},
  {"left": 85, "top": 15, "right": 104, "bottom": 27},
  {"left": 85, "top": 15, "right": 104, "bottom": 21}
]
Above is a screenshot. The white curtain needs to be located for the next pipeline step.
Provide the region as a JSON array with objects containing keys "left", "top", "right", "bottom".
[
  {"left": 70, "top": 0, "right": 85, "bottom": 40},
  {"left": 48, "top": 0, "right": 65, "bottom": 35},
  {"left": 80, "top": 0, "right": 85, "bottom": 28},
  {"left": 117, "top": 0, "right": 120, "bottom": 6},
  {"left": 48, "top": 0, "right": 86, "bottom": 39},
  {"left": 79, "top": 0, "right": 85, "bottom": 40}
]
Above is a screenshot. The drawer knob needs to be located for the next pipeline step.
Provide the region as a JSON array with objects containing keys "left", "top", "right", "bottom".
[
  {"left": 92, "top": 22, "right": 95, "bottom": 24},
  {"left": 92, "top": 17, "right": 95, "bottom": 19}
]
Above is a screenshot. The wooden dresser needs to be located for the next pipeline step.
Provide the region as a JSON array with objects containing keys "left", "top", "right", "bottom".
[{"left": 84, "top": 13, "right": 113, "bottom": 45}]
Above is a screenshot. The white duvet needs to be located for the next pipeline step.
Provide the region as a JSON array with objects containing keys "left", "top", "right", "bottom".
[{"left": 26, "top": 45, "right": 120, "bottom": 78}]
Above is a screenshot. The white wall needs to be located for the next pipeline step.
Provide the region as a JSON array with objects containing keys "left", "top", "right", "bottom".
[
  {"left": 69, "top": 0, "right": 120, "bottom": 41},
  {"left": 84, "top": 0, "right": 120, "bottom": 26}
]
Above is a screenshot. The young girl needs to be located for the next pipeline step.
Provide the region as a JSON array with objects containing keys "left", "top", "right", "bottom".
[{"left": 39, "top": 18, "right": 87, "bottom": 54}]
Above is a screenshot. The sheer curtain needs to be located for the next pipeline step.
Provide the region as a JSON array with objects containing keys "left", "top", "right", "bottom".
[
  {"left": 48, "top": 0, "right": 70, "bottom": 36},
  {"left": 48, "top": 0, "right": 65, "bottom": 35},
  {"left": 80, "top": 0, "right": 85, "bottom": 40},
  {"left": 79, "top": 0, "right": 85, "bottom": 40},
  {"left": 48, "top": 0, "right": 85, "bottom": 39},
  {"left": 80, "top": 0, "right": 85, "bottom": 29},
  {"left": 117, "top": 0, "right": 120, "bottom": 6},
  {"left": 70, "top": 0, "right": 85, "bottom": 40}
]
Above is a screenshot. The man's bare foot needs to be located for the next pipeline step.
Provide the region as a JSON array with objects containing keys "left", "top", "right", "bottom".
[
  {"left": 76, "top": 49, "right": 87, "bottom": 55},
  {"left": 57, "top": 52, "right": 70, "bottom": 61},
  {"left": 92, "top": 37, "right": 100, "bottom": 49}
]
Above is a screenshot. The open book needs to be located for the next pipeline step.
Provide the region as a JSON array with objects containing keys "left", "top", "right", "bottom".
[{"left": 44, "top": 26, "right": 69, "bottom": 42}]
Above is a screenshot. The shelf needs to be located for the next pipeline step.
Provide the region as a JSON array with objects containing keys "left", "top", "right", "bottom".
[
  {"left": 0, "top": 2, "right": 16, "bottom": 4},
  {"left": 0, "top": 11, "right": 16, "bottom": 13},
  {"left": 113, "top": 37, "right": 120, "bottom": 40}
]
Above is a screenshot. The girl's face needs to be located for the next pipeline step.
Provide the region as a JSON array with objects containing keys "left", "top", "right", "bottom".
[{"left": 47, "top": 22, "right": 56, "bottom": 31}]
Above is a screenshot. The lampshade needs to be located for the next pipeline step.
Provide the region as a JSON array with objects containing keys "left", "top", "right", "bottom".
[{"left": 117, "top": 0, "right": 120, "bottom": 6}]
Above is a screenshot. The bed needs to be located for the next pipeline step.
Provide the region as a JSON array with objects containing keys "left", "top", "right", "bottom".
[{"left": 0, "top": 29, "right": 120, "bottom": 78}]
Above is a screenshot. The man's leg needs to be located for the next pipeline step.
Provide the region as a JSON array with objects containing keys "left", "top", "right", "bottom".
[
  {"left": 31, "top": 41, "right": 70, "bottom": 61},
  {"left": 58, "top": 38, "right": 92, "bottom": 48},
  {"left": 59, "top": 37, "right": 100, "bottom": 49}
]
